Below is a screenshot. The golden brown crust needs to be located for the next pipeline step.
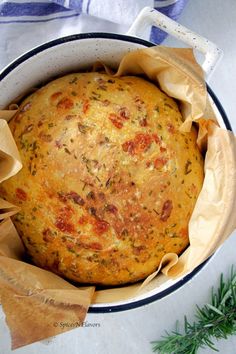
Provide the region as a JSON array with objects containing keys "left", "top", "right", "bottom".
[{"left": 0, "top": 73, "right": 204, "bottom": 285}]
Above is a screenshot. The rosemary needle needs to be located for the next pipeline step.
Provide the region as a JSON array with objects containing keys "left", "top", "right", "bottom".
[{"left": 151, "top": 266, "right": 236, "bottom": 354}]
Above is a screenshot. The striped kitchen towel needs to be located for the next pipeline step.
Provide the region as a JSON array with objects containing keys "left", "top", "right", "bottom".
[{"left": 0, "top": 0, "right": 188, "bottom": 70}]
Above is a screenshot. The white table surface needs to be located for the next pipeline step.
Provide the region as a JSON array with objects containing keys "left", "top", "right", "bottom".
[{"left": 0, "top": 1, "right": 236, "bottom": 353}]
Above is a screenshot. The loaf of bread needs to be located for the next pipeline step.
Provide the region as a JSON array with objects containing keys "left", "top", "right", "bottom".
[{"left": 0, "top": 72, "right": 204, "bottom": 285}]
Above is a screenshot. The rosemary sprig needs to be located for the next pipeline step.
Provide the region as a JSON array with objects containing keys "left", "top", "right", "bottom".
[{"left": 151, "top": 266, "right": 236, "bottom": 354}]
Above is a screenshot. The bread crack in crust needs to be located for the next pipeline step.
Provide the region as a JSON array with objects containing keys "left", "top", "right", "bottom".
[{"left": 0, "top": 72, "right": 204, "bottom": 285}]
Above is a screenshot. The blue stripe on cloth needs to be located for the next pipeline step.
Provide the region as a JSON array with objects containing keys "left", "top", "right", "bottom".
[
  {"left": 0, "top": 12, "right": 80, "bottom": 23},
  {"left": 158, "top": 1, "right": 187, "bottom": 17},
  {"left": 51, "top": 0, "right": 65, "bottom": 5},
  {"left": 150, "top": 0, "right": 188, "bottom": 44},
  {"left": 86, "top": 0, "right": 92, "bottom": 14},
  {"left": 69, "top": 0, "right": 83, "bottom": 10},
  {"left": 0, "top": 2, "right": 70, "bottom": 17},
  {"left": 150, "top": 26, "right": 168, "bottom": 44},
  {"left": 51, "top": 0, "right": 83, "bottom": 11}
]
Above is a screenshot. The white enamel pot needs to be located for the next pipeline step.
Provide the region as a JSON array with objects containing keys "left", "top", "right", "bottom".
[{"left": 0, "top": 7, "right": 232, "bottom": 313}]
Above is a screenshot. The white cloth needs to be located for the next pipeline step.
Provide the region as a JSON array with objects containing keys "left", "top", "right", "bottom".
[{"left": 0, "top": 0, "right": 187, "bottom": 71}]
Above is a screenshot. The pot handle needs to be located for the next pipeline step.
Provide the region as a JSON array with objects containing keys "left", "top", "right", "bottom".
[{"left": 127, "top": 7, "right": 222, "bottom": 80}]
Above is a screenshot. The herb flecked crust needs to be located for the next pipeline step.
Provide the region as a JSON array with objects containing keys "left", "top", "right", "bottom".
[{"left": 0, "top": 73, "right": 204, "bottom": 285}]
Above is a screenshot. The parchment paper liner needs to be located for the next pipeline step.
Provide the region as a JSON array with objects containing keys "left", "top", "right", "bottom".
[{"left": 0, "top": 46, "right": 236, "bottom": 349}]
